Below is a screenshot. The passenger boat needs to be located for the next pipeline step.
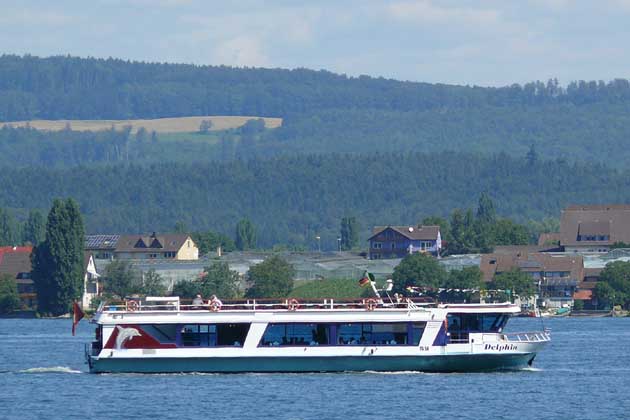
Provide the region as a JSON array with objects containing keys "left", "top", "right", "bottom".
[{"left": 85, "top": 296, "right": 551, "bottom": 373}]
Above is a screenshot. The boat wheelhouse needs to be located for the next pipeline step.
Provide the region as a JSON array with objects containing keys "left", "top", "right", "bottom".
[{"left": 85, "top": 296, "right": 550, "bottom": 373}]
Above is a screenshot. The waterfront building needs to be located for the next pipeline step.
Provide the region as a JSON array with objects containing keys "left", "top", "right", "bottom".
[
  {"left": 368, "top": 225, "right": 442, "bottom": 260},
  {"left": 560, "top": 204, "right": 630, "bottom": 253},
  {"left": 86, "top": 232, "right": 199, "bottom": 261},
  {"left": 0, "top": 246, "right": 35, "bottom": 309}
]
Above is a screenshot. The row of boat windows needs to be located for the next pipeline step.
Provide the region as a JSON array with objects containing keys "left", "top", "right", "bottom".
[
  {"left": 260, "top": 322, "right": 426, "bottom": 347},
  {"left": 138, "top": 322, "right": 427, "bottom": 348},
  {"left": 140, "top": 323, "right": 250, "bottom": 347}
]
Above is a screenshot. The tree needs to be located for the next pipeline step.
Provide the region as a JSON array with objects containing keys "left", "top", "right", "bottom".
[
  {"left": 199, "top": 120, "right": 213, "bottom": 134},
  {"left": 444, "top": 266, "right": 483, "bottom": 289},
  {"left": 245, "top": 256, "right": 295, "bottom": 298},
  {"left": 340, "top": 216, "right": 360, "bottom": 251},
  {"left": 0, "top": 207, "right": 17, "bottom": 246},
  {"left": 200, "top": 262, "right": 241, "bottom": 299},
  {"left": 0, "top": 274, "right": 20, "bottom": 313},
  {"left": 598, "top": 261, "right": 630, "bottom": 307},
  {"left": 235, "top": 219, "right": 256, "bottom": 251},
  {"left": 492, "top": 269, "right": 536, "bottom": 301},
  {"left": 392, "top": 253, "right": 447, "bottom": 293},
  {"left": 22, "top": 209, "right": 45, "bottom": 245},
  {"left": 141, "top": 269, "right": 167, "bottom": 296},
  {"left": 174, "top": 221, "right": 188, "bottom": 234},
  {"left": 609, "top": 242, "right": 630, "bottom": 249},
  {"left": 192, "top": 230, "right": 236, "bottom": 255},
  {"left": 31, "top": 198, "right": 85, "bottom": 315},
  {"left": 493, "top": 219, "right": 529, "bottom": 246},
  {"left": 102, "top": 260, "right": 140, "bottom": 299},
  {"left": 171, "top": 279, "right": 200, "bottom": 299},
  {"left": 135, "top": 127, "right": 148, "bottom": 142},
  {"left": 476, "top": 193, "right": 496, "bottom": 225},
  {"left": 594, "top": 281, "right": 618, "bottom": 309}
]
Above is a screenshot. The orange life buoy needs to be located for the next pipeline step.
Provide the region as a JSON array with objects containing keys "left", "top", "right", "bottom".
[
  {"left": 287, "top": 298, "right": 300, "bottom": 311},
  {"left": 126, "top": 300, "right": 139, "bottom": 312},
  {"left": 365, "top": 298, "right": 377, "bottom": 311},
  {"left": 209, "top": 299, "right": 222, "bottom": 312}
]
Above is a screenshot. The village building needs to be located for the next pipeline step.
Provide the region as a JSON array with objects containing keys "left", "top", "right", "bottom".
[
  {"left": 85, "top": 232, "right": 199, "bottom": 261},
  {"left": 0, "top": 246, "right": 101, "bottom": 310},
  {"left": 368, "top": 225, "right": 442, "bottom": 260},
  {"left": 82, "top": 254, "right": 100, "bottom": 308},
  {"left": 480, "top": 251, "right": 584, "bottom": 309},
  {"left": 559, "top": 204, "right": 630, "bottom": 253},
  {"left": 0, "top": 246, "right": 35, "bottom": 309}
]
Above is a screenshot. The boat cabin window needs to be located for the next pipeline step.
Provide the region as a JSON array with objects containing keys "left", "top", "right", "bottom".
[
  {"left": 259, "top": 323, "right": 331, "bottom": 346},
  {"left": 259, "top": 322, "right": 426, "bottom": 347},
  {"left": 179, "top": 323, "right": 250, "bottom": 347},
  {"left": 139, "top": 324, "right": 178, "bottom": 344},
  {"left": 181, "top": 324, "right": 216, "bottom": 347},
  {"left": 447, "top": 313, "right": 508, "bottom": 334},
  {"left": 337, "top": 322, "right": 413, "bottom": 346}
]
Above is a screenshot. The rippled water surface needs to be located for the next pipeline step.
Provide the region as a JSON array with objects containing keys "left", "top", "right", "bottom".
[{"left": 0, "top": 317, "right": 628, "bottom": 419}]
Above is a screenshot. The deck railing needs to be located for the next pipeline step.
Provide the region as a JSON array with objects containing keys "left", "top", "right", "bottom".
[
  {"left": 98, "top": 297, "right": 435, "bottom": 313},
  {"left": 501, "top": 329, "right": 551, "bottom": 343}
]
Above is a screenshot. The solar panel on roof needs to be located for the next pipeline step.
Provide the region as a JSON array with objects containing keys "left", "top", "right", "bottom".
[{"left": 85, "top": 235, "right": 120, "bottom": 249}]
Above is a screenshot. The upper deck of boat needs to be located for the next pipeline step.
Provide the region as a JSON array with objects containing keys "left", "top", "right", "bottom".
[{"left": 96, "top": 297, "right": 521, "bottom": 316}]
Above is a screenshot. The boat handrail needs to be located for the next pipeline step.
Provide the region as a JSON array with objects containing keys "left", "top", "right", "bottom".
[
  {"left": 98, "top": 297, "right": 435, "bottom": 313},
  {"left": 500, "top": 330, "right": 551, "bottom": 343}
]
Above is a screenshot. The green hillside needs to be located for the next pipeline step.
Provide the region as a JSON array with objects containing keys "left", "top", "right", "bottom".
[
  {"left": 2, "top": 55, "right": 630, "bottom": 166},
  {"left": 1, "top": 152, "right": 629, "bottom": 249}
]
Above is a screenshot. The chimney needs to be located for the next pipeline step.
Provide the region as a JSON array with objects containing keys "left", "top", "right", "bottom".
[{"left": 216, "top": 246, "right": 222, "bottom": 257}]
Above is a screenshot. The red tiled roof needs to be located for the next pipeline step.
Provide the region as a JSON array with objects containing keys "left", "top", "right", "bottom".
[
  {"left": 0, "top": 246, "right": 33, "bottom": 277},
  {"left": 573, "top": 290, "right": 593, "bottom": 300}
]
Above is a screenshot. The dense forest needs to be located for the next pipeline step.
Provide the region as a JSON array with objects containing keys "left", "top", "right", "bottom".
[
  {"left": 3, "top": 55, "right": 630, "bottom": 166},
  {"left": 1, "top": 54, "right": 630, "bottom": 248},
  {"left": 0, "top": 152, "right": 628, "bottom": 249},
  {"left": 3, "top": 55, "right": 630, "bottom": 121},
  {"left": 3, "top": 103, "right": 630, "bottom": 167}
]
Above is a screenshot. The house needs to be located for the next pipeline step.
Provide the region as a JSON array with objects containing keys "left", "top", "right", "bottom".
[
  {"left": 368, "top": 225, "right": 441, "bottom": 260},
  {"left": 82, "top": 253, "right": 100, "bottom": 309},
  {"left": 480, "top": 251, "right": 584, "bottom": 309},
  {"left": 85, "top": 232, "right": 199, "bottom": 261},
  {"left": 0, "top": 246, "right": 103, "bottom": 310},
  {"left": 84, "top": 234, "right": 120, "bottom": 259},
  {"left": 0, "top": 246, "right": 35, "bottom": 309},
  {"left": 560, "top": 204, "right": 630, "bottom": 253}
]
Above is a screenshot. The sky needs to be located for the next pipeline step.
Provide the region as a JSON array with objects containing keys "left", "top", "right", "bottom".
[{"left": 1, "top": 0, "right": 629, "bottom": 86}]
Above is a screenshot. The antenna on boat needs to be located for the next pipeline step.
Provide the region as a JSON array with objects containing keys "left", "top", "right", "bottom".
[
  {"left": 370, "top": 280, "right": 381, "bottom": 300},
  {"left": 370, "top": 278, "right": 396, "bottom": 304}
]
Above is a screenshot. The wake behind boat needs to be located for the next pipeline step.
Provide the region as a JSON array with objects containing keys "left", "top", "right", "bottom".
[{"left": 84, "top": 296, "right": 550, "bottom": 374}]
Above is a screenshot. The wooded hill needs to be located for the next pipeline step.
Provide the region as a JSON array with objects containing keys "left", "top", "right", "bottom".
[
  {"left": 2, "top": 54, "right": 630, "bottom": 247},
  {"left": 1, "top": 152, "right": 628, "bottom": 249},
  {"left": 3, "top": 55, "right": 630, "bottom": 166}
]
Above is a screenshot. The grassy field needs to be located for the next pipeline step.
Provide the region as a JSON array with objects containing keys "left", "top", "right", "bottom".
[
  {"left": 3, "top": 115, "right": 282, "bottom": 133},
  {"left": 290, "top": 278, "right": 371, "bottom": 299}
]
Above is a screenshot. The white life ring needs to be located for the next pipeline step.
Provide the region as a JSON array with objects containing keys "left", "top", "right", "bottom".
[
  {"left": 126, "top": 300, "right": 139, "bottom": 312},
  {"left": 209, "top": 299, "right": 222, "bottom": 312},
  {"left": 287, "top": 298, "right": 300, "bottom": 311}
]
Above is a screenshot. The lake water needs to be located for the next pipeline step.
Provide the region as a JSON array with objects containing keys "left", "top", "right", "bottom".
[{"left": 0, "top": 317, "right": 628, "bottom": 420}]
